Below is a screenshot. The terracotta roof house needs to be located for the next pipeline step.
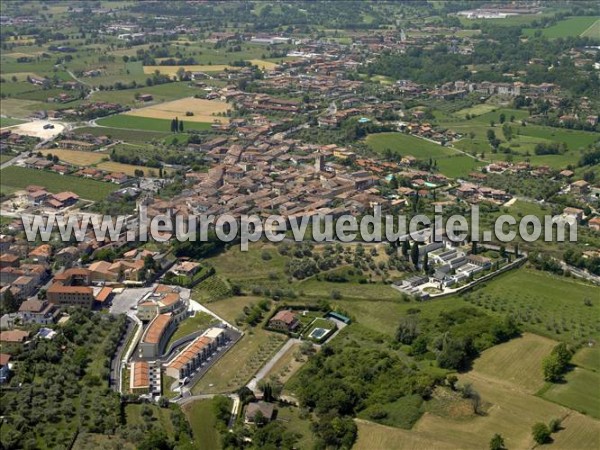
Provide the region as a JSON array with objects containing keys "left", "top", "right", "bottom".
[
  {"left": 245, "top": 401, "right": 275, "bottom": 424},
  {"left": 0, "top": 329, "right": 30, "bottom": 343},
  {"left": 268, "top": 310, "right": 300, "bottom": 332}
]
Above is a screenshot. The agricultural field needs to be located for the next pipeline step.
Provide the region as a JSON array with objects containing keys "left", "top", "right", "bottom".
[
  {"left": 96, "top": 114, "right": 212, "bottom": 132},
  {"left": 435, "top": 155, "right": 485, "bottom": 178},
  {"left": 581, "top": 19, "right": 600, "bottom": 38},
  {"left": 468, "top": 333, "right": 556, "bottom": 394},
  {"left": 40, "top": 149, "right": 169, "bottom": 177},
  {"left": 355, "top": 333, "right": 600, "bottom": 450},
  {"left": 572, "top": 345, "right": 600, "bottom": 372},
  {"left": 125, "top": 97, "right": 230, "bottom": 124},
  {"left": 542, "top": 367, "right": 600, "bottom": 419},
  {"left": 461, "top": 268, "right": 600, "bottom": 343},
  {"left": 90, "top": 81, "right": 199, "bottom": 106},
  {"left": 0, "top": 166, "right": 118, "bottom": 201},
  {"left": 0, "top": 117, "right": 26, "bottom": 128},
  {"left": 366, "top": 132, "right": 459, "bottom": 160},
  {"left": 190, "top": 327, "right": 287, "bottom": 394},
  {"left": 523, "top": 16, "right": 600, "bottom": 38},
  {"left": 72, "top": 126, "right": 170, "bottom": 144},
  {"left": 143, "top": 64, "right": 239, "bottom": 75}
]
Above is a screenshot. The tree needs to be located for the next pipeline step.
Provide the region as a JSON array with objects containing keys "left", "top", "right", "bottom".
[
  {"left": 489, "top": 433, "right": 505, "bottom": 450},
  {"left": 396, "top": 316, "right": 419, "bottom": 344},
  {"left": 542, "top": 353, "right": 563, "bottom": 382},
  {"left": 499, "top": 113, "right": 506, "bottom": 124},
  {"left": 410, "top": 242, "right": 419, "bottom": 267},
  {"left": 179, "top": 120, "right": 184, "bottom": 132},
  {"left": 423, "top": 251, "right": 429, "bottom": 272},
  {"left": 1, "top": 288, "right": 20, "bottom": 314},
  {"left": 532, "top": 423, "right": 551, "bottom": 444}
]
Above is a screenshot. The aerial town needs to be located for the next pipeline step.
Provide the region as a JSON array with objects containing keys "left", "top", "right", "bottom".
[{"left": 0, "top": 1, "right": 599, "bottom": 449}]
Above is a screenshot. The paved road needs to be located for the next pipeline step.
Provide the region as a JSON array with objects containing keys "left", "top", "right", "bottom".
[
  {"left": 246, "top": 338, "right": 300, "bottom": 392},
  {"left": 0, "top": 152, "right": 27, "bottom": 170}
]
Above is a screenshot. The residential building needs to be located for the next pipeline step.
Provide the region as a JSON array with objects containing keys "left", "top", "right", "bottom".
[
  {"left": 164, "top": 328, "right": 225, "bottom": 380},
  {"left": 245, "top": 401, "right": 275, "bottom": 424},
  {"left": 268, "top": 310, "right": 300, "bottom": 332},
  {"left": 18, "top": 299, "right": 58, "bottom": 325}
]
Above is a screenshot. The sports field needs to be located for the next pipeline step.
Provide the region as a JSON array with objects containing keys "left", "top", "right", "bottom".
[{"left": 125, "top": 97, "right": 230, "bottom": 123}]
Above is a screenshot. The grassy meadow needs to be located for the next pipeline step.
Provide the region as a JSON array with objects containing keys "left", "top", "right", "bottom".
[{"left": 0, "top": 166, "right": 118, "bottom": 200}]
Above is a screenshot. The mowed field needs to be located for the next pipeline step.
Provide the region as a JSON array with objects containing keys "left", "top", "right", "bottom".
[
  {"left": 355, "top": 333, "right": 600, "bottom": 450},
  {"left": 523, "top": 16, "right": 600, "bottom": 38},
  {"left": 366, "top": 132, "right": 459, "bottom": 159},
  {"left": 40, "top": 149, "right": 170, "bottom": 177},
  {"left": 96, "top": 114, "right": 212, "bottom": 132},
  {"left": 125, "top": 97, "right": 230, "bottom": 123},
  {"left": 581, "top": 19, "right": 600, "bottom": 38},
  {"left": 143, "top": 64, "right": 239, "bottom": 75},
  {"left": 543, "top": 367, "right": 600, "bottom": 419},
  {"left": 469, "top": 333, "right": 557, "bottom": 393},
  {"left": 0, "top": 166, "right": 117, "bottom": 201}
]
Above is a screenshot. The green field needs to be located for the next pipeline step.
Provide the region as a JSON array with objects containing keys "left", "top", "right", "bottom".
[
  {"left": 96, "top": 114, "right": 212, "bottom": 132},
  {"left": 435, "top": 155, "right": 485, "bottom": 178},
  {"left": 182, "top": 398, "right": 227, "bottom": 450},
  {"left": 0, "top": 166, "right": 118, "bottom": 201},
  {"left": 72, "top": 126, "right": 170, "bottom": 144},
  {"left": 572, "top": 346, "right": 600, "bottom": 372},
  {"left": 166, "top": 312, "right": 218, "bottom": 349},
  {"left": 542, "top": 367, "right": 600, "bottom": 418},
  {"left": 366, "top": 132, "right": 458, "bottom": 160},
  {"left": 0, "top": 117, "right": 26, "bottom": 128},
  {"left": 91, "top": 81, "right": 197, "bottom": 105},
  {"left": 524, "top": 16, "right": 600, "bottom": 38},
  {"left": 581, "top": 19, "right": 600, "bottom": 38},
  {"left": 462, "top": 268, "right": 600, "bottom": 343}
]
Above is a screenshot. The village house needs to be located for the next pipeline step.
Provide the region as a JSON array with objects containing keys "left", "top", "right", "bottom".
[
  {"left": 268, "top": 310, "right": 300, "bottom": 332},
  {"left": 245, "top": 401, "right": 275, "bottom": 424},
  {"left": 18, "top": 299, "right": 59, "bottom": 325}
]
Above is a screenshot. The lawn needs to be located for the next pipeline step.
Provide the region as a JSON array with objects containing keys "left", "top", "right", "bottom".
[
  {"left": 523, "top": 16, "right": 600, "bottom": 38},
  {"left": 299, "top": 277, "right": 403, "bottom": 302},
  {"left": 366, "top": 132, "right": 458, "bottom": 160},
  {"left": 542, "top": 368, "right": 600, "bottom": 419},
  {"left": 96, "top": 114, "right": 212, "bottom": 132},
  {"left": 166, "top": 311, "right": 218, "bottom": 349},
  {"left": 461, "top": 268, "right": 600, "bottom": 343},
  {"left": 0, "top": 166, "right": 118, "bottom": 201},
  {"left": 181, "top": 398, "right": 228, "bottom": 450},
  {"left": 190, "top": 327, "right": 287, "bottom": 394}
]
